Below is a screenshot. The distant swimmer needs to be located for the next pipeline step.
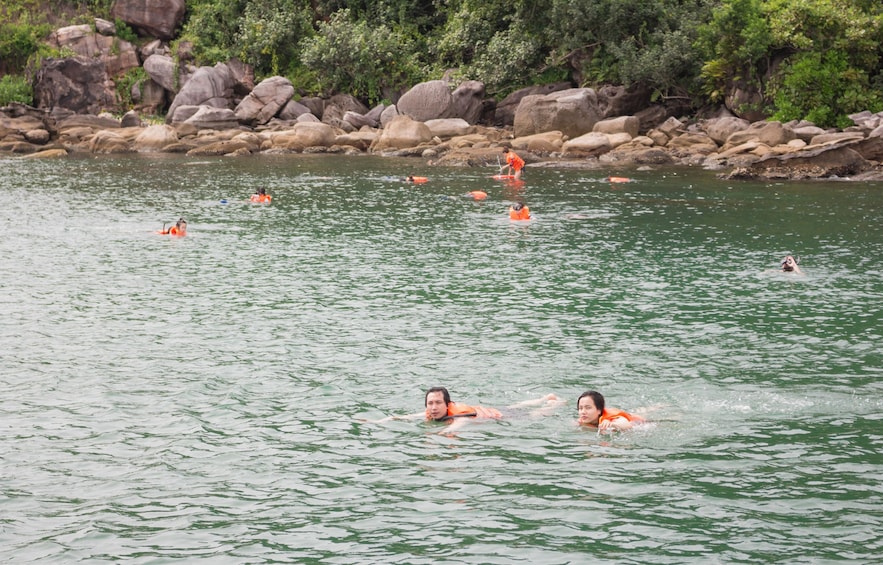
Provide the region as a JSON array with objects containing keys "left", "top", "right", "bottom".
[
  {"left": 370, "top": 386, "right": 564, "bottom": 432},
  {"left": 250, "top": 187, "right": 272, "bottom": 203},
  {"left": 466, "top": 190, "right": 488, "bottom": 200},
  {"left": 404, "top": 175, "right": 428, "bottom": 183},
  {"left": 501, "top": 147, "right": 525, "bottom": 180},
  {"left": 780, "top": 255, "right": 803, "bottom": 274},
  {"left": 509, "top": 201, "right": 531, "bottom": 221},
  {"left": 605, "top": 176, "right": 632, "bottom": 183},
  {"left": 577, "top": 390, "right": 646, "bottom": 432},
  {"left": 158, "top": 217, "right": 187, "bottom": 236}
]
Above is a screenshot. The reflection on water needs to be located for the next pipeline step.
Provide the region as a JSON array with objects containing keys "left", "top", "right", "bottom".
[{"left": 1, "top": 155, "right": 882, "bottom": 563}]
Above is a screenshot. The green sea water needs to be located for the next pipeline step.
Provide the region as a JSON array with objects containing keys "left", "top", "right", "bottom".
[{"left": 1, "top": 154, "right": 881, "bottom": 563}]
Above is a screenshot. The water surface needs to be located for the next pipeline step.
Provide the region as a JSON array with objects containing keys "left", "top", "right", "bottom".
[{"left": 2, "top": 154, "right": 881, "bottom": 563}]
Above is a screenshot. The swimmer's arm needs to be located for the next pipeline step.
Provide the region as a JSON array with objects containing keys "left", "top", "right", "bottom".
[
  {"left": 365, "top": 412, "right": 424, "bottom": 423},
  {"left": 507, "top": 393, "right": 563, "bottom": 409},
  {"left": 598, "top": 416, "right": 634, "bottom": 431}
]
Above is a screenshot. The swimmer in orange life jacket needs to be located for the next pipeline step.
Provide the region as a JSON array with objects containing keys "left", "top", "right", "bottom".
[
  {"left": 159, "top": 217, "right": 187, "bottom": 236},
  {"left": 509, "top": 201, "right": 531, "bottom": 220},
  {"left": 250, "top": 187, "right": 272, "bottom": 203},
  {"left": 371, "top": 387, "right": 564, "bottom": 432},
  {"left": 501, "top": 147, "right": 525, "bottom": 180},
  {"left": 577, "top": 390, "right": 645, "bottom": 431}
]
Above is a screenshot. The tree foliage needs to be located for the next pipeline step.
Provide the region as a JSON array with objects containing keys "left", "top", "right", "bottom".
[
  {"left": 300, "top": 9, "right": 421, "bottom": 103},
  {"left": 3, "top": 0, "right": 883, "bottom": 126}
]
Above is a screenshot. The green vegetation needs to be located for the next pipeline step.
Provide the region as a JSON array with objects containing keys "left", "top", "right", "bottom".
[
  {"left": 0, "top": 74, "right": 33, "bottom": 105},
  {"left": 2, "top": 0, "right": 882, "bottom": 127}
]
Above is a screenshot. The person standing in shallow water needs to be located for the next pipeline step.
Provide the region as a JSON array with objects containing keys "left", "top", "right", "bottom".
[
  {"left": 576, "top": 390, "right": 645, "bottom": 431},
  {"left": 501, "top": 147, "right": 525, "bottom": 180}
]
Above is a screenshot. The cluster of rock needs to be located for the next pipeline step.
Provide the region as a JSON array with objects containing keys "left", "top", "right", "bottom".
[
  {"left": 3, "top": 6, "right": 883, "bottom": 180},
  {"left": 5, "top": 86, "right": 883, "bottom": 181}
]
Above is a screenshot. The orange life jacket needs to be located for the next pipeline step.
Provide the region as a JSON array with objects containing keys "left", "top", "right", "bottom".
[
  {"left": 468, "top": 190, "right": 488, "bottom": 200},
  {"left": 509, "top": 205, "right": 531, "bottom": 220},
  {"left": 427, "top": 402, "right": 503, "bottom": 421},
  {"left": 406, "top": 176, "right": 428, "bottom": 183},
  {"left": 250, "top": 194, "right": 272, "bottom": 203},
  {"left": 599, "top": 407, "right": 644, "bottom": 426}
]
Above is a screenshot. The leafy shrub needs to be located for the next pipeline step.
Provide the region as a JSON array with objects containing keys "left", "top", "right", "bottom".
[
  {"left": 235, "top": 0, "right": 313, "bottom": 77},
  {"left": 0, "top": 74, "right": 33, "bottom": 106},
  {"left": 771, "top": 50, "right": 883, "bottom": 128},
  {"left": 300, "top": 9, "right": 422, "bottom": 104},
  {"left": 114, "top": 66, "right": 148, "bottom": 110},
  {"left": 0, "top": 21, "right": 52, "bottom": 75}
]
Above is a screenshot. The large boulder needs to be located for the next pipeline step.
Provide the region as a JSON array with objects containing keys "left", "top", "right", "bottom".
[
  {"left": 166, "top": 63, "right": 235, "bottom": 123},
  {"left": 143, "top": 54, "right": 178, "bottom": 92},
  {"left": 514, "top": 88, "right": 601, "bottom": 139},
  {"left": 450, "top": 80, "right": 485, "bottom": 124},
  {"left": 49, "top": 25, "right": 139, "bottom": 77},
  {"left": 562, "top": 132, "right": 612, "bottom": 156},
  {"left": 321, "top": 94, "right": 367, "bottom": 130},
  {"left": 725, "top": 145, "right": 870, "bottom": 180},
  {"left": 596, "top": 84, "right": 652, "bottom": 119},
  {"left": 396, "top": 80, "right": 454, "bottom": 122},
  {"left": 234, "top": 76, "right": 294, "bottom": 125},
  {"left": 278, "top": 99, "right": 313, "bottom": 121},
  {"left": 593, "top": 116, "right": 639, "bottom": 137},
  {"left": 181, "top": 106, "right": 239, "bottom": 130},
  {"left": 33, "top": 57, "right": 115, "bottom": 115},
  {"left": 90, "top": 130, "right": 132, "bottom": 153},
  {"left": 269, "top": 122, "right": 336, "bottom": 150},
  {"left": 495, "top": 82, "right": 572, "bottom": 126},
  {"left": 726, "top": 121, "right": 795, "bottom": 148},
  {"left": 134, "top": 124, "right": 179, "bottom": 151},
  {"left": 424, "top": 118, "right": 471, "bottom": 139},
  {"left": 704, "top": 117, "right": 750, "bottom": 145},
  {"left": 111, "top": 0, "right": 186, "bottom": 40},
  {"left": 371, "top": 114, "right": 432, "bottom": 151}
]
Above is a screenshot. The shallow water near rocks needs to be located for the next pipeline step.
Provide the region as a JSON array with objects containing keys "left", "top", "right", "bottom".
[{"left": 2, "top": 154, "right": 882, "bottom": 563}]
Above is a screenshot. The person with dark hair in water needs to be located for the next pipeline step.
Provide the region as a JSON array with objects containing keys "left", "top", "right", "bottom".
[
  {"left": 158, "top": 217, "right": 187, "bottom": 236},
  {"left": 576, "top": 390, "right": 645, "bottom": 431},
  {"left": 371, "top": 386, "right": 563, "bottom": 431},
  {"left": 780, "top": 255, "right": 802, "bottom": 274},
  {"left": 250, "top": 187, "right": 272, "bottom": 203},
  {"left": 509, "top": 201, "right": 531, "bottom": 220}
]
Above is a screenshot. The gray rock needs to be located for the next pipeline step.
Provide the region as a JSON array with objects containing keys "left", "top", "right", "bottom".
[
  {"left": 94, "top": 18, "right": 116, "bottom": 36},
  {"left": 234, "top": 76, "right": 294, "bottom": 125},
  {"left": 143, "top": 54, "right": 178, "bottom": 92},
  {"left": 33, "top": 57, "right": 115, "bottom": 115},
  {"left": 397, "top": 80, "right": 454, "bottom": 122},
  {"left": 166, "top": 63, "right": 235, "bottom": 123},
  {"left": 514, "top": 88, "right": 601, "bottom": 139},
  {"left": 111, "top": 0, "right": 186, "bottom": 40}
]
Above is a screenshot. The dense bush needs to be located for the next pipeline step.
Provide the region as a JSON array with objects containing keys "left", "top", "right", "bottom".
[
  {"left": 0, "top": 74, "right": 33, "bottom": 106},
  {"left": 0, "top": 21, "right": 52, "bottom": 75},
  {"left": 3, "top": 0, "right": 883, "bottom": 126},
  {"left": 300, "top": 10, "right": 421, "bottom": 103}
]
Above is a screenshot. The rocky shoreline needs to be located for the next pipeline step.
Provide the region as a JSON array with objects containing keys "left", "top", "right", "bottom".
[
  {"left": 4, "top": 97, "right": 883, "bottom": 182},
  {"left": 4, "top": 13, "right": 883, "bottom": 181}
]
